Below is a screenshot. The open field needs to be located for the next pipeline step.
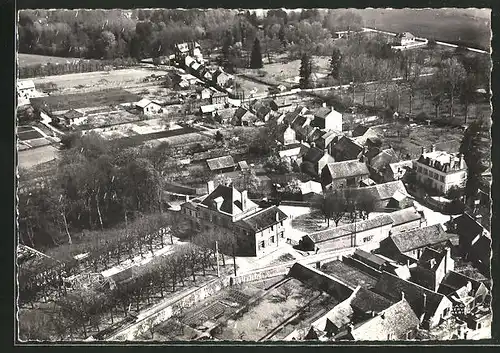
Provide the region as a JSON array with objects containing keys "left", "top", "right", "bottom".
[
  {"left": 77, "top": 109, "right": 140, "bottom": 130},
  {"left": 30, "top": 68, "right": 173, "bottom": 94},
  {"left": 30, "top": 88, "right": 140, "bottom": 112},
  {"left": 17, "top": 53, "right": 92, "bottom": 67},
  {"left": 18, "top": 129, "right": 43, "bottom": 141},
  {"left": 18, "top": 145, "right": 59, "bottom": 169},
  {"left": 358, "top": 8, "right": 491, "bottom": 50}
]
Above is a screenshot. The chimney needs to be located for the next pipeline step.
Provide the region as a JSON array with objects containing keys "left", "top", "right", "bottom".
[
  {"left": 431, "top": 144, "right": 436, "bottom": 152},
  {"left": 311, "top": 142, "right": 316, "bottom": 148},
  {"left": 429, "top": 258, "right": 436, "bottom": 269},
  {"left": 421, "top": 146, "right": 425, "bottom": 155},
  {"left": 458, "top": 154, "right": 464, "bottom": 169},
  {"left": 423, "top": 293, "right": 427, "bottom": 311},
  {"left": 401, "top": 292, "right": 405, "bottom": 301},
  {"left": 241, "top": 190, "right": 248, "bottom": 211},
  {"left": 207, "top": 180, "right": 215, "bottom": 194},
  {"left": 324, "top": 148, "right": 329, "bottom": 155},
  {"left": 275, "top": 211, "right": 280, "bottom": 223},
  {"left": 466, "top": 281, "right": 473, "bottom": 295},
  {"left": 185, "top": 195, "right": 189, "bottom": 202},
  {"left": 347, "top": 324, "right": 354, "bottom": 333},
  {"left": 322, "top": 102, "right": 327, "bottom": 108}
]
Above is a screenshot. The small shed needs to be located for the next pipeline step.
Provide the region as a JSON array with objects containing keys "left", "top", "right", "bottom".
[
  {"left": 206, "top": 155, "right": 237, "bottom": 173},
  {"left": 136, "top": 98, "right": 162, "bottom": 114}
]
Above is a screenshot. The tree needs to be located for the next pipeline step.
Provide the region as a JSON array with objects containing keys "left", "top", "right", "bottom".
[
  {"left": 214, "top": 130, "right": 224, "bottom": 144},
  {"left": 264, "top": 154, "right": 292, "bottom": 174},
  {"left": 313, "top": 191, "right": 347, "bottom": 227},
  {"left": 459, "top": 74, "right": 478, "bottom": 124},
  {"left": 299, "top": 53, "right": 313, "bottom": 89},
  {"left": 250, "top": 37, "right": 263, "bottom": 69},
  {"left": 426, "top": 76, "right": 446, "bottom": 120},
  {"left": 440, "top": 57, "right": 467, "bottom": 119},
  {"left": 460, "top": 121, "right": 488, "bottom": 204},
  {"left": 329, "top": 47, "right": 342, "bottom": 79}
]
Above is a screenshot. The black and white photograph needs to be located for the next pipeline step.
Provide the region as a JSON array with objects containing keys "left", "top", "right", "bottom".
[{"left": 16, "top": 7, "right": 492, "bottom": 342}]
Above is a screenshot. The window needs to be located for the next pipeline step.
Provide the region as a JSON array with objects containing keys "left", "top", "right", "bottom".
[
  {"left": 363, "top": 235, "right": 373, "bottom": 243},
  {"left": 271, "top": 225, "right": 274, "bottom": 231},
  {"left": 259, "top": 240, "right": 265, "bottom": 249},
  {"left": 279, "top": 231, "right": 284, "bottom": 238},
  {"left": 270, "top": 236, "right": 275, "bottom": 243},
  {"left": 417, "top": 166, "right": 422, "bottom": 173},
  {"left": 443, "top": 308, "right": 450, "bottom": 317},
  {"left": 280, "top": 221, "right": 283, "bottom": 227},
  {"left": 440, "top": 175, "right": 445, "bottom": 182}
]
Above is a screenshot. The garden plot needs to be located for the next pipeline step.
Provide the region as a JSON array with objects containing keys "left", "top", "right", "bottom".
[
  {"left": 261, "top": 56, "right": 330, "bottom": 86},
  {"left": 80, "top": 109, "right": 141, "bottom": 129},
  {"left": 18, "top": 145, "right": 59, "bottom": 169}
]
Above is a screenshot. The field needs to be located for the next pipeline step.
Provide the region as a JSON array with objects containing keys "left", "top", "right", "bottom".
[
  {"left": 30, "top": 88, "right": 140, "bottom": 112},
  {"left": 18, "top": 129, "right": 43, "bottom": 141},
  {"left": 18, "top": 145, "right": 59, "bottom": 169},
  {"left": 358, "top": 8, "right": 491, "bottom": 50},
  {"left": 31, "top": 68, "right": 174, "bottom": 94},
  {"left": 17, "top": 53, "right": 92, "bottom": 67}
]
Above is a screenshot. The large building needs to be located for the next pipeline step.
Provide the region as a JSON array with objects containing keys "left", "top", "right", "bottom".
[
  {"left": 414, "top": 147, "right": 467, "bottom": 195},
  {"left": 17, "top": 80, "right": 36, "bottom": 101},
  {"left": 180, "top": 182, "right": 289, "bottom": 258}
]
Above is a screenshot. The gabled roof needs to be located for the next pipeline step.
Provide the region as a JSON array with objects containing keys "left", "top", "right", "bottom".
[
  {"left": 417, "top": 247, "right": 446, "bottom": 271},
  {"left": 370, "top": 148, "right": 399, "bottom": 172},
  {"left": 333, "top": 136, "right": 364, "bottom": 160},
  {"left": 447, "top": 213, "right": 485, "bottom": 243},
  {"left": 236, "top": 206, "right": 288, "bottom": 232},
  {"left": 349, "top": 299, "right": 419, "bottom": 341},
  {"left": 307, "top": 214, "right": 393, "bottom": 244},
  {"left": 304, "top": 147, "right": 328, "bottom": 164},
  {"left": 238, "top": 161, "right": 249, "bottom": 170},
  {"left": 352, "top": 125, "right": 372, "bottom": 137},
  {"left": 200, "top": 185, "right": 257, "bottom": 215},
  {"left": 389, "top": 160, "right": 413, "bottom": 175},
  {"left": 373, "top": 271, "right": 448, "bottom": 321},
  {"left": 206, "top": 155, "right": 236, "bottom": 171},
  {"left": 438, "top": 271, "right": 487, "bottom": 297},
  {"left": 388, "top": 224, "right": 451, "bottom": 253},
  {"left": 353, "top": 249, "right": 387, "bottom": 268},
  {"left": 375, "top": 180, "right": 409, "bottom": 200},
  {"left": 321, "top": 260, "right": 379, "bottom": 290},
  {"left": 299, "top": 181, "right": 323, "bottom": 195},
  {"left": 136, "top": 98, "right": 153, "bottom": 108},
  {"left": 388, "top": 207, "right": 422, "bottom": 228},
  {"left": 283, "top": 110, "right": 302, "bottom": 126},
  {"left": 64, "top": 109, "right": 84, "bottom": 120},
  {"left": 314, "top": 107, "right": 336, "bottom": 119},
  {"left": 350, "top": 287, "right": 395, "bottom": 314},
  {"left": 323, "top": 160, "right": 369, "bottom": 180}
]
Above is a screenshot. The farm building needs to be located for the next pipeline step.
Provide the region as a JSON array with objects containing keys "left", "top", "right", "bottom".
[
  {"left": 135, "top": 98, "right": 162, "bottom": 115},
  {"left": 331, "top": 136, "right": 364, "bottom": 162},
  {"left": 174, "top": 42, "right": 203, "bottom": 64},
  {"left": 299, "top": 214, "right": 394, "bottom": 252},
  {"left": 366, "top": 148, "right": 400, "bottom": 183},
  {"left": 206, "top": 155, "right": 237, "bottom": 173},
  {"left": 388, "top": 207, "right": 425, "bottom": 234},
  {"left": 60, "top": 109, "right": 85, "bottom": 126},
  {"left": 17, "top": 80, "right": 36, "bottom": 100},
  {"left": 321, "top": 159, "right": 370, "bottom": 189},
  {"left": 200, "top": 88, "right": 213, "bottom": 100},
  {"left": 302, "top": 146, "right": 335, "bottom": 177},
  {"left": 211, "top": 91, "right": 229, "bottom": 105},
  {"left": 231, "top": 107, "right": 258, "bottom": 126},
  {"left": 277, "top": 125, "right": 297, "bottom": 146},
  {"left": 384, "top": 160, "right": 413, "bottom": 182},
  {"left": 299, "top": 180, "right": 323, "bottom": 200},
  {"left": 212, "top": 69, "right": 233, "bottom": 88},
  {"left": 199, "top": 104, "right": 224, "bottom": 116},
  {"left": 410, "top": 247, "right": 454, "bottom": 292},
  {"left": 394, "top": 32, "right": 416, "bottom": 46},
  {"left": 315, "top": 130, "right": 342, "bottom": 155}
]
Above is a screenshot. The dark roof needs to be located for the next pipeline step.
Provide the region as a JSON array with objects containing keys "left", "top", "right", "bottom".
[
  {"left": 370, "top": 148, "right": 399, "bottom": 172},
  {"left": 206, "top": 155, "right": 236, "bottom": 171},
  {"left": 304, "top": 147, "right": 327, "bottom": 164},
  {"left": 389, "top": 224, "right": 452, "bottom": 253},
  {"left": 236, "top": 206, "right": 288, "bottom": 232},
  {"left": 234, "top": 107, "right": 248, "bottom": 120},
  {"left": 350, "top": 287, "right": 395, "bottom": 314},
  {"left": 373, "top": 272, "right": 448, "bottom": 321},
  {"left": 200, "top": 185, "right": 257, "bottom": 215},
  {"left": 353, "top": 249, "right": 388, "bottom": 268},
  {"left": 314, "top": 107, "right": 334, "bottom": 119},
  {"left": 307, "top": 214, "right": 393, "bottom": 244},
  {"left": 323, "top": 160, "right": 369, "bottom": 180},
  {"left": 448, "top": 213, "right": 484, "bottom": 243},
  {"left": 438, "top": 271, "right": 486, "bottom": 297},
  {"left": 352, "top": 125, "right": 371, "bottom": 137},
  {"left": 470, "top": 236, "right": 491, "bottom": 262},
  {"left": 321, "top": 260, "right": 379, "bottom": 289},
  {"left": 389, "top": 207, "right": 422, "bottom": 227},
  {"left": 283, "top": 110, "right": 301, "bottom": 125},
  {"left": 64, "top": 109, "right": 83, "bottom": 120},
  {"left": 333, "top": 136, "right": 363, "bottom": 160},
  {"left": 417, "top": 247, "right": 446, "bottom": 271},
  {"left": 434, "top": 140, "right": 461, "bottom": 154},
  {"left": 350, "top": 299, "right": 419, "bottom": 341},
  {"left": 292, "top": 115, "right": 308, "bottom": 129}
]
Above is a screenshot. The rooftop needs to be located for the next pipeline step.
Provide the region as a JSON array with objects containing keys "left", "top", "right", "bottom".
[
  {"left": 206, "top": 155, "right": 236, "bottom": 171},
  {"left": 136, "top": 98, "right": 153, "bottom": 108},
  {"left": 323, "top": 159, "right": 369, "bottom": 180},
  {"left": 321, "top": 260, "right": 379, "bottom": 290},
  {"left": 389, "top": 223, "right": 452, "bottom": 253},
  {"left": 388, "top": 207, "right": 422, "bottom": 227},
  {"left": 200, "top": 184, "right": 257, "bottom": 216},
  {"left": 236, "top": 206, "right": 288, "bottom": 232},
  {"left": 350, "top": 287, "right": 394, "bottom": 314},
  {"left": 17, "top": 80, "right": 35, "bottom": 90},
  {"left": 417, "top": 150, "right": 466, "bottom": 173}
]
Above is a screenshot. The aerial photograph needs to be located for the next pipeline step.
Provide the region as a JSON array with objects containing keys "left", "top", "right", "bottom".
[{"left": 16, "top": 8, "right": 491, "bottom": 342}]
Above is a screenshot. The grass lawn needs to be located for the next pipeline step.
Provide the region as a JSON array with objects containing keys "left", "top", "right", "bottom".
[
  {"left": 18, "top": 129, "right": 43, "bottom": 141},
  {"left": 30, "top": 88, "right": 140, "bottom": 112},
  {"left": 17, "top": 53, "right": 92, "bottom": 67},
  {"left": 18, "top": 145, "right": 59, "bottom": 169}
]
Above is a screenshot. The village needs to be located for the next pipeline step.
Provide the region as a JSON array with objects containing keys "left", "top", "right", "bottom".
[{"left": 16, "top": 8, "right": 492, "bottom": 342}]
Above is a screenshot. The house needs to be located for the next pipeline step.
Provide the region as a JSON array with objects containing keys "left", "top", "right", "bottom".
[
  {"left": 200, "top": 88, "right": 213, "bottom": 100},
  {"left": 446, "top": 213, "right": 489, "bottom": 258},
  {"left": 339, "top": 299, "right": 420, "bottom": 341},
  {"left": 437, "top": 271, "right": 490, "bottom": 318},
  {"left": 299, "top": 181, "right": 323, "bottom": 201},
  {"left": 367, "top": 148, "right": 400, "bottom": 183},
  {"left": 211, "top": 91, "right": 229, "bottom": 105},
  {"left": 135, "top": 98, "right": 162, "bottom": 115},
  {"left": 352, "top": 125, "right": 377, "bottom": 138},
  {"left": 17, "top": 80, "right": 36, "bottom": 100},
  {"left": 299, "top": 214, "right": 394, "bottom": 252},
  {"left": 199, "top": 104, "right": 223, "bottom": 116},
  {"left": 180, "top": 182, "right": 289, "bottom": 257},
  {"left": 310, "top": 105, "right": 342, "bottom": 132},
  {"left": 394, "top": 32, "right": 416, "bottom": 46},
  {"left": 321, "top": 160, "right": 369, "bottom": 189},
  {"left": 410, "top": 247, "right": 454, "bottom": 291},
  {"left": 331, "top": 136, "right": 364, "bottom": 162},
  {"left": 278, "top": 143, "right": 309, "bottom": 165},
  {"left": 379, "top": 223, "right": 455, "bottom": 263},
  {"left": 238, "top": 161, "right": 250, "bottom": 172},
  {"left": 255, "top": 105, "right": 272, "bottom": 122},
  {"left": 315, "top": 130, "right": 342, "bottom": 155},
  {"left": 282, "top": 106, "right": 309, "bottom": 126},
  {"left": 373, "top": 271, "right": 453, "bottom": 329},
  {"left": 61, "top": 109, "right": 85, "bottom": 126},
  {"left": 231, "top": 107, "right": 258, "bottom": 126},
  {"left": 468, "top": 235, "right": 491, "bottom": 276},
  {"left": 414, "top": 147, "right": 467, "bottom": 195},
  {"left": 384, "top": 160, "right": 413, "bottom": 182},
  {"left": 174, "top": 42, "right": 202, "bottom": 64},
  {"left": 388, "top": 207, "right": 425, "bottom": 234},
  {"left": 206, "top": 156, "right": 237, "bottom": 173},
  {"left": 302, "top": 146, "right": 335, "bottom": 176},
  {"left": 348, "top": 180, "right": 413, "bottom": 210},
  {"left": 212, "top": 69, "right": 232, "bottom": 88},
  {"left": 277, "top": 125, "right": 297, "bottom": 146},
  {"left": 189, "top": 61, "right": 202, "bottom": 74},
  {"left": 321, "top": 260, "right": 380, "bottom": 290}
]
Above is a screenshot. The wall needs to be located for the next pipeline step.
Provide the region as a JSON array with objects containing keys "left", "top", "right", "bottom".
[
  {"left": 429, "top": 296, "right": 453, "bottom": 329},
  {"left": 255, "top": 219, "right": 287, "bottom": 258},
  {"left": 391, "top": 219, "right": 422, "bottom": 234}
]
